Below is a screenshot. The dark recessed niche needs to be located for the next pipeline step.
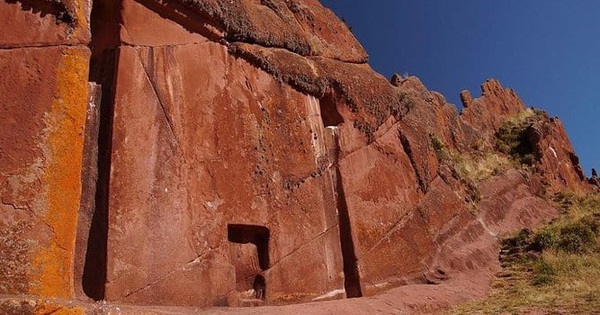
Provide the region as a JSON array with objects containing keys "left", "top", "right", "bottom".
[
  {"left": 319, "top": 95, "right": 344, "bottom": 127},
  {"left": 253, "top": 274, "right": 266, "bottom": 300},
  {"left": 227, "top": 224, "right": 270, "bottom": 270}
]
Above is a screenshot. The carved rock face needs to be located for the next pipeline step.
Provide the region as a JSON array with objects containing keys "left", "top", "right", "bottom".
[
  {"left": 0, "top": 0, "right": 593, "bottom": 313},
  {"left": 104, "top": 41, "right": 345, "bottom": 306}
]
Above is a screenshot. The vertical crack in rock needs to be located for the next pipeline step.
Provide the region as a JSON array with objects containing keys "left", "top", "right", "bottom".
[
  {"left": 76, "top": 0, "right": 122, "bottom": 301},
  {"left": 330, "top": 128, "right": 362, "bottom": 298},
  {"left": 398, "top": 131, "right": 427, "bottom": 193},
  {"left": 79, "top": 78, "right": 110, "bottom": 301}
]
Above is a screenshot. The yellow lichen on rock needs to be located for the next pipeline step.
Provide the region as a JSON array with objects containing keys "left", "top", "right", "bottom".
[
  {"left": 30, "top": 47, "right": 90, "bottom": 299},
  {"left": 71, "top": 0, "right": 92, "bottom": 41}
]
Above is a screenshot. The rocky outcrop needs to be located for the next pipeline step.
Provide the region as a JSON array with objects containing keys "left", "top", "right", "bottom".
[
  {"left": 590, "top": 169, "right": 600, "bottom": 189},
  {"left": 526, "top": 113, "right": 588, "bottom": 192},
  {"left": 460, "top": 79, "right": 526, "bottom": 132},
  {"left": 0, "top": 0, "right": 595, "bottom": 313}
]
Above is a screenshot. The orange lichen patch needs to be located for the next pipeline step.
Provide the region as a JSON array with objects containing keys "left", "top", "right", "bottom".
[
  {"left": 34, "top": 300, "right": 85, "bottom": 315},
  {"left": 71, "top": 0, "right": 91, "bottom": 40},
  {"left": 30, "top": 47, "right": 90, "bottom": 299}
]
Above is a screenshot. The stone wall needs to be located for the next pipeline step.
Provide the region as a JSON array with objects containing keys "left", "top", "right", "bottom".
[{"left": 0, "top": 0, "right": 593, "bottom": 313}]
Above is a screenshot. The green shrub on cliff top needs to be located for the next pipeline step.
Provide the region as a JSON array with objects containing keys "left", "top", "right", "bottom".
[{"left": 495, "top": 108, "right": 537, "bottom": 166}]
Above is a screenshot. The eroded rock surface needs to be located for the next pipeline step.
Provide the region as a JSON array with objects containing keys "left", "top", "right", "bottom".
[
  {"left": 0, "top": 0, "right": 596, "bottom": 314},
  {"left": 0, "top": 0, "right": 90, "bottom": 302}
]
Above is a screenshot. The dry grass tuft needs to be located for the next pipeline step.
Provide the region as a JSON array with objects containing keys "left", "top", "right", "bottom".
[
  {"left": 495, "top": 108, "right": 540, "bottom": 166},
  {"left": 454, "top": 153, "right": 513, "bottom": 183},
  {"left": 451, "top": 193, "right": 600, "bottom": 315}
]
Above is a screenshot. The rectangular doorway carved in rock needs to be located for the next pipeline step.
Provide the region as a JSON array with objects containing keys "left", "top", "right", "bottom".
[{"left": 227, "top": 224, "right": 269, "bottom": 303}]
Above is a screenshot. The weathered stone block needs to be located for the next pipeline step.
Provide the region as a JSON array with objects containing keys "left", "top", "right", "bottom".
[{"left": 0, "top": 46, "right": 90, "bottom": 298}]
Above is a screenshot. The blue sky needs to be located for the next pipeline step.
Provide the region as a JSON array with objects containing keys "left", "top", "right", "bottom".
[{"left": 321, "top": 0, "right": 599, "bottom": 176}]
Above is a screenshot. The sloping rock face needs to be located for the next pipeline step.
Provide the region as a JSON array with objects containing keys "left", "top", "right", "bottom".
[{"left": 0, "top": 0, "right": 595, "bottom": 313}]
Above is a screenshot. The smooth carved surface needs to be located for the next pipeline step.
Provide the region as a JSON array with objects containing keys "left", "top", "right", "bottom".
[{"left": 105, "top": 42, "right": 344, "bottom": 306}]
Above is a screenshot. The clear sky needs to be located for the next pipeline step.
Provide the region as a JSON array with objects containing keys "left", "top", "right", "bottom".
[{"left": 321, "top": 0, "right": 599, "bottom": 176}]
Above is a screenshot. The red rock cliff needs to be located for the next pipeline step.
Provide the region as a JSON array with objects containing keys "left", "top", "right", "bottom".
[{"left": 0, "top": 0, "right": 594, "bottom": 313}]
